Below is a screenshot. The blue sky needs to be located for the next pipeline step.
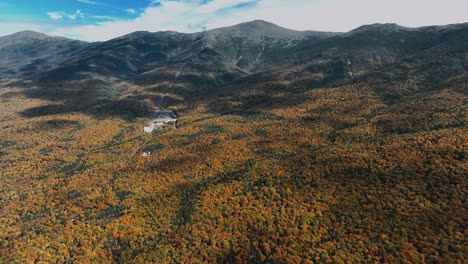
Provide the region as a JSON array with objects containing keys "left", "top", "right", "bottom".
[
  {"left": 0, "top": 0, "right": 150, "bottom": 25},
  {"left": 0, "top": 0, "right": 467, "bottom": 41}
]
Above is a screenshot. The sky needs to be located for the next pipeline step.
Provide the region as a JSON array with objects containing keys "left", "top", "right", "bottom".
[{"left": 0, "top": 0, "right": 467, "bottom": 41}]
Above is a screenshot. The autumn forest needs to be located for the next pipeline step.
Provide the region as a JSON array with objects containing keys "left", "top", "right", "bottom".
[
  {"left": 1, "top": 74, "right": 466, "bottom": 263},
  {"left": 1, "top": 19, "right": 468, "bottom": 263}
]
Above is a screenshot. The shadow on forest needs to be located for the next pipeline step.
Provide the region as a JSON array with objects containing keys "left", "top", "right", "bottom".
[
  {"left": 2, "top": 79, "right": 155, "bottom": 121},
  {"left": 1, "top": 67, "right": 420, "bottom": 125},
  {"left": 2, "top": 75, "right": 309, "bottom": 122},
  {"left": 33, "top": 119, "right": 82, "bottom": 131},
  {"left": 171, "top": 165, "right": 251, "bottom": 226}
]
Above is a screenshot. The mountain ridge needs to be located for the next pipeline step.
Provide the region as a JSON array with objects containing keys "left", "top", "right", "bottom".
[
  {"left": 3, "top": 20, "right": 466, "bottom": 82},
  {"left": 0, "top": 19, "right": 467, "bottom": 112},
  {"left": 2, "top": 20, "right": 468, "bottom": 41}
]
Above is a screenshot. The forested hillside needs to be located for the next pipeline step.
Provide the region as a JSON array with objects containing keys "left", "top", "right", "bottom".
[{"left": 0, "top": 21, "right": 466, "bottom": 263}]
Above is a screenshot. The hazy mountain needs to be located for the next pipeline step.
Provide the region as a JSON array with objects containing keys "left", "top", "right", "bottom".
[{"left": 0, "top": 31, "right": 87, "bottom": 79}]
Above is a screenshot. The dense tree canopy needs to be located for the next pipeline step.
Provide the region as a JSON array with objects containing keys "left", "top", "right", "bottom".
[{"left": 0, "top": 79, "right": 466, "bottom": 263}]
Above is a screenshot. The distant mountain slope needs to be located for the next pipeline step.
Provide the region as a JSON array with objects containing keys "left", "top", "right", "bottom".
[
  {"left": 2, "top": 21, "right": 466, "bottom": 85},
  {"left": 1, "top": 21, "right": 467, "bottom": 115},
  {"left": 0, "top": 31, "right": 88, "bottom": 79},
  {"left": 28, "top": 21, "right": 338, "bottom": 84},
  {"left": 201, "top": 20, "right": 337, "bottom": 43}
]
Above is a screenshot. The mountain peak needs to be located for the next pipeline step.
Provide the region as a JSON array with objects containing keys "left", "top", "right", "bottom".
[
  {"left": 225, "top": 20, "right": 304, "bottom": 33},
  {"left": 0, "top": 30, "right": 78, "bottom": 43},
  {"left": 348, "top": 23, "right": 408, "bottom": 35},
  {"left": 200, "top": 20, "right": 332, "bottom": 43},
  {"left": 1, "top": 30, "right": 50, "bottom": 40},
  {"left": 237, "top": 20, "right": 281, "bottom": 28}
]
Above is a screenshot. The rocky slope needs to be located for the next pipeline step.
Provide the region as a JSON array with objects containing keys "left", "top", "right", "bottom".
[
  {"left": 0, "top": 31, "right": 87, "bottom": 79},
  {"left": 0, "top": 20, "right": 467, "bottom": 114}
]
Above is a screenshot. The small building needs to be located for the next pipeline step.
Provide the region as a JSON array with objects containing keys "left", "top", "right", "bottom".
[
  {"left": 143, "top": 109, "right": 178, "bottom": 133},
  {"left": 143, "top": 127, "right": 153, "bottom": 133},
  {"left": 151, "top": 110, "right": 178, "bottom": 128}
]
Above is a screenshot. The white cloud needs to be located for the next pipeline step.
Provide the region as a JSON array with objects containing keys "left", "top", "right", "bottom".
[
  {"left": 77, "top": 0, "right": 97, "bottom": 4},
  {"left": 92, "top": 15, "right": 117, "bottom": 20},
  {"left": 47, "top": 12, "right": 64, "bottom": 20},
  {"left": 50, "top": 0, "right": 200, "bottom": 41},
  {"left": 36, "top": 0, "right": 468, "bottom": 41},
  {"left": 125, "top": 8, "right": 136, "bottom": 14},
  {"left": 71, "top": 10, "right": 85, "bottom": 20},
  {"left": 47, "top": 10, "right": 84, "bottom": 21},
  {"left": 196, "top": 0, "right": 257, "bottom": 13}
]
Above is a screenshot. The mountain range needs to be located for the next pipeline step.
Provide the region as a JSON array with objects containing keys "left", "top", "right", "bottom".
[{"left": 1, "top": 20, "right": 467, "bottom": 119}]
